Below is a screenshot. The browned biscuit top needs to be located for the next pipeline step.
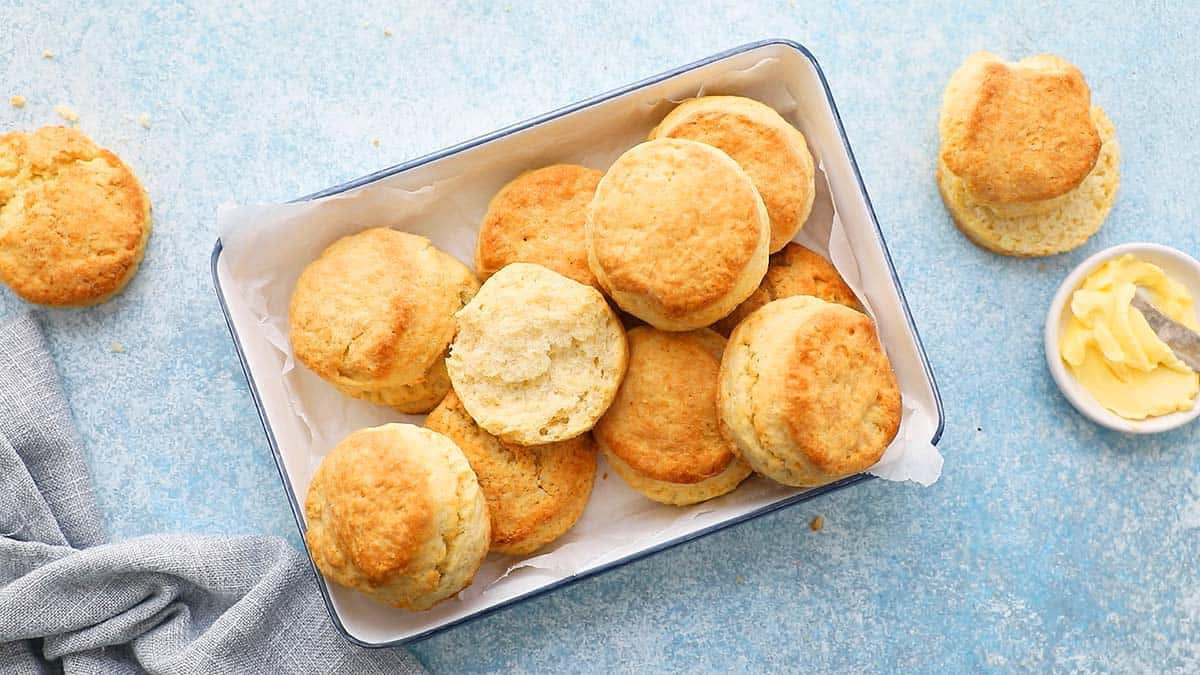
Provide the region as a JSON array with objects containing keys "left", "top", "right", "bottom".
[
  {"left": 475, "top": 164, "right": 603, "bottom": 289},
  {"left": 939, "top": 52, "right": 1100, "bottom": 205},
  {"left": 425, "top": 390, "right": 596, "bottom": 555},
  {"left": 780, "top": 304, "right": 901, "bottom": 476},
  {"left": 0, "top": 126, "right": 151, "bottom": 306},
  {"left": 713, "top": 243, "right": 860, "bottom": 336},
  {"left": 594, "top": 326, "right": 736, "bottom": 484},
  {"left": 289, "top": 228, "right": 478, "bottom": 388},
  {"left": 304, "top": 428, "right": 436, "bottom": 585},
  {"left": 587, "top": 138, "right": 767, "bottom": 321}
]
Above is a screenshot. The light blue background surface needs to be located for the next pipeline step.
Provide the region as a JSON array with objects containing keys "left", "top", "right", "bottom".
[{"left": 4, "top": 1, "right": 1200, "bottom": 672}]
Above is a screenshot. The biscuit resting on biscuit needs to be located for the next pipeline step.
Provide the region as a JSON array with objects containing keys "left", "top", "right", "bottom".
[
  {"left": 937, "top": 52, "right": 1119, "bottom": 257},
  {"left": 719, "top": 296, "right": 901, "bottom": 486},
  {"left": 447, "top": 262, "right": 627, "bottom": 445},
  {"left": 0, "top": 126, "right": 151, "bottom": 306},
  {"left": 426, "top": 390, "right": 596, "bottom": 555},
  {"left": 594, "top": 327, "right": 752, "bottom": 505},
  {"left": 586, "top": 138, "right": 770, "bottom": 331},
  {"left": 289, "top": 228, "right": 479, "bottom": 413},
  {"left": 651, "top": 95, "right": 815, "bottom": 253},
  {"left": 304, "top": 423, "right": 490, "bottom": 610}
]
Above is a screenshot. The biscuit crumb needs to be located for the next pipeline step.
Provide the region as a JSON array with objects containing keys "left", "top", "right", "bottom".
[
  {"left": 42, "top": 49, "right": 55, "bottom": 59},
  {"left": 735, "top": 576, "right": 746, "bottom": 584},
  {"left": 10, "top": 95, "right": 25, "bottom": 108},
  {"left": 810, "top": 515, "right": 824, "bottom": 531},
  {"left": 110, "top": 342, "right": 125, "bottom": 353},
  {"left": 53, "top": 104, "right": 79, "bottom": 123},
  {"left": 383, "top": 27, "right": 393, "bottom": 36},
  {"left": 371, "top": 138, "right": 380, "bottom": 147},
  {"left": 137, "top": 113, "right": 151, "bottom": 129}
]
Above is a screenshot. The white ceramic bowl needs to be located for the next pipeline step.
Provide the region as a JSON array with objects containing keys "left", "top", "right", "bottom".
[{"left": 1045, "top": 242, "right": 1200, "bottom": 433}]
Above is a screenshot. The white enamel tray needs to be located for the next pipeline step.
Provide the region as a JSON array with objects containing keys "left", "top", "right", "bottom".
[{"left": 212, "top": 39, "right": 944, "bottom": 646}]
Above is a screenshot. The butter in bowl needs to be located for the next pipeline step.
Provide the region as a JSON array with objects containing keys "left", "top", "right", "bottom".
[{"left": 1046, "top": 242, "right": 1200, "bottom": 433}]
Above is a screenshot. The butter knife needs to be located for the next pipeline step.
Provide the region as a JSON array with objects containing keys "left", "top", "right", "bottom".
[{"left": 1131, "top": 287, "right": 1200, "bottom": 371}]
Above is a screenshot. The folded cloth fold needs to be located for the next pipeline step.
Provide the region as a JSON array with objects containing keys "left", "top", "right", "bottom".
[{"left": 0, "top": 313, "right": 423, "bottom": 674}]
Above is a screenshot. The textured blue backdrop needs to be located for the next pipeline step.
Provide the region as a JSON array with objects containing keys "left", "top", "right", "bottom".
[{"left": 3, "top": 1, "right": 1199, "bottom": 672}]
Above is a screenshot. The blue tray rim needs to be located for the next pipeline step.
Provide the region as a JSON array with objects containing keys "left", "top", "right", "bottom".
[{"left": 210, "top": 37, "right": 946, "bottom": 648}]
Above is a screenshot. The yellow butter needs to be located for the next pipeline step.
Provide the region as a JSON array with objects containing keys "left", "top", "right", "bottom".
[{"left": 1059, "top": 254, "right": 1199, "bottom": 420}]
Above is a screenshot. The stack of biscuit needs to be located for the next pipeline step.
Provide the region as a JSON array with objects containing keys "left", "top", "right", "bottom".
[
  {"left": 289, "top": 94, "right": 903, "bottom": 611},
  {"left": 937, "top": 52, "right": 1120, "bottom": 257}
]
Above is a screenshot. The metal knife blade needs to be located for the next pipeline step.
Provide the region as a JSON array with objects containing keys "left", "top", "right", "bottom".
[{"left": 1131, "top": 287, "right": 1200, "bottom": 371}]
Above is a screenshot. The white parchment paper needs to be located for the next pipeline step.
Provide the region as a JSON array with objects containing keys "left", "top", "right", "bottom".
[{"left": 216, "top": 53, "right": 943, "bottom": 639}]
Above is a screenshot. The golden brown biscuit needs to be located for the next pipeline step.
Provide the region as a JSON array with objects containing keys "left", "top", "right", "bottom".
[
  {"left": 289, "top": 228, "right": 479, "bottom": 413},
  {"left": 940, "top": 52, "right": 1100, "bottom": 208},
  {"left": 719, "top": 296, "right": 901, "bottom": 487},
  {"left": 475, "top": 164, "right": 603, "bottom": 289},
  {"left": 446, "top": 262, "right": 627, "bottom": 445},
  {"left": 586, "top": 138, "right": 769, "bottom": 331},
  {"left": 594, "top": 327, "right": 751, "bottom": 505},
  {"left": 937, "top": 53, "right": 1120, "bottom": 257},
  {"left": 0, "top": 126, "right": 151, "bottom": 306},
  {"left": 425, "top": 390, "right": 596, "bottom": 555},
  {"left": 304, "top": 423, "right": 490, "bottom": 610},
  {"left": 650, "top": 96, "right": 815, "bottom": 252},
  {"left": 712, "top": 243, "right": 860, "bottom": 337},
  {"left": 938, "top": 107, "right": 1119, "bottom": 257}
]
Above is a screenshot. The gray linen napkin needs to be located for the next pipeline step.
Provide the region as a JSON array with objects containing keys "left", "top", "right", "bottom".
[{"left": 0, "top": 313, "right": 425, "bottom": 674}]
